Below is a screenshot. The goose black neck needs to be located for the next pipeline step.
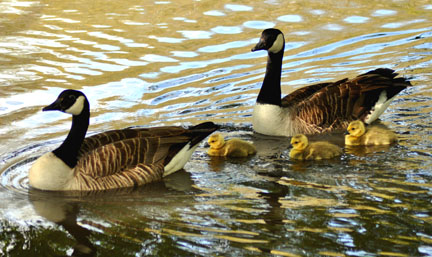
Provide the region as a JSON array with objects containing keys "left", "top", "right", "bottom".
[
  {"left": 53, "top": 102, "right": 90, "bottom": 168},
  {"left": 257, "top": 50, "right": 284, "bottom": 106}
]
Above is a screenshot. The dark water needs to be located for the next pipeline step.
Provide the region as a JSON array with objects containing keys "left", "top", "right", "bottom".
[{"left": 1, "top": 0, "right": 432, "bottom": 256}]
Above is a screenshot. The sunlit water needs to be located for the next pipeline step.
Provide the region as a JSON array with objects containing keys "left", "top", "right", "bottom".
[{"left": 1, "top": 0, "right": 432, "bottom": 256}]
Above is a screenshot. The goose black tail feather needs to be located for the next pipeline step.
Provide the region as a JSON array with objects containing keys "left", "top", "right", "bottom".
[
  {"left": 356, "top": 68, "right": 411, "bottom": 119},
  {"left": 360, "top": 68, "right": 411, "bottom": 98},
  {"left": 188, "top": 121, "right": 220, "bottom": 147},
  {"left": 163, "top": 121, "right": 218, "bottom": 166}
]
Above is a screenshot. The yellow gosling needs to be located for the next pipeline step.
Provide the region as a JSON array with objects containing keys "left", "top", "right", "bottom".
[
  {"left": 289, "top": 134, "right": 342, "bottom": 160},
  {"left": 345, "top": 120, "right": 397, "bottom": 146},
  {"left": 207, "top": 134, "right": 257, "bottom": 157}
]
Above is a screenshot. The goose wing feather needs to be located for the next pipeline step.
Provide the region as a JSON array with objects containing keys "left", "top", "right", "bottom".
[
  {"left": 78, "top": 126, "right": 195, "bottom": 158},
  {"left": 281, "top": 82, "right": 335, "bottom": 108},
  {"left": 72, "top": 123, "right": 218, "bottom": 190},
  {"left": 74, "top": 162, "right": 165, "bottom": 191},
  {"left": 283, "top": 69, "right": 409, "bottom": 131},
  {"left": 73, "top": 135, "right": 193, "bottom": 190},
  {"left": 77, "top": 135, "right": 192, "bottom": 177}
]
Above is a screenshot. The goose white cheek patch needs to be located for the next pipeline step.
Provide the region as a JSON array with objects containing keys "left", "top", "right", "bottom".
[
  {"left": 65, "top": 96, "right": 85, "bottom": 115},
  {"left": 268, "top": 34, "right": 285, "bottom": 53}
]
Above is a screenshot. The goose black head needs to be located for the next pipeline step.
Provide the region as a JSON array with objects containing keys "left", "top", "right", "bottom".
[
  {"left": 43, "top": 89, "right": 88, "bottom": 116},
  {"left": 251, "top": 28, "right": 285, "bottom": 54}
]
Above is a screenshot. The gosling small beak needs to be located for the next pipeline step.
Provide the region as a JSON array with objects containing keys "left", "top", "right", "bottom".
[
  {"left": 344, "top": 131, "right": 350, "bottom": 135},
  {"left": 204, "top": 142, "right": 210, "bottom": 148}
]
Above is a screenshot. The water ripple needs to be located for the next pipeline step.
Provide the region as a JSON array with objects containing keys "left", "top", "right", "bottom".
[{"left": 0, "top": 0, "right": 431, "bottom": 256}]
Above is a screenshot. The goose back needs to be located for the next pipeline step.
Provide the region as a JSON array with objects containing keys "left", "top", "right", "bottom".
[{"left": 78, "top": 126, "right": 197, "bottom": 157}]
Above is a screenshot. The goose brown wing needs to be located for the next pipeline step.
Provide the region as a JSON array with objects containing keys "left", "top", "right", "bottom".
[
  {"left": 281, "top": 82, "right": 334, "bottom": 108},
  {"left": 74, "top": 133, "right": 194, "bottom": 190},
  {"left": 75, "top": 162, "right": 166, "bottom": 191},
  {"left": 78, "top": 126, "right": 200, "bottom": 158},
  {"left": 289, "top": 69, "right": 410, "bottom": 130},
  {"left": 76, "top": 121, "right": 218, "bottom": 179}
]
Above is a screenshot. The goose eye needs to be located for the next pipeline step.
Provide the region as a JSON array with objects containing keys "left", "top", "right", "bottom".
[{"left": 68, "top": 95, "right": 76, "bottom": 101}]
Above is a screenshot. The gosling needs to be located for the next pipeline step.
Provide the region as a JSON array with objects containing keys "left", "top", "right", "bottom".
[
  {"left": 207, "top": 133, "right": 257, "bottom": 157},
  {"left": 345, "top": 120, "right": 397, "bottom": 146},
  {"left": 289, "top": 134, "right": 342, "bottom": 160}
]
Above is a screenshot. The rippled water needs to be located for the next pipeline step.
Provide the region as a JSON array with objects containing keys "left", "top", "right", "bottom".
[{"left": 1, "top": 0, "right": 432, "bottom": 256}]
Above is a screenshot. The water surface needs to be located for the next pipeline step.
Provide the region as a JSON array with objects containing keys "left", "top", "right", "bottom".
[{"left": 1, "top": 0, "right": 432, "bottom": 256}]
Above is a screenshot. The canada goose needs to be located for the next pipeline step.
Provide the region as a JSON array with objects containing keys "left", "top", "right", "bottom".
[
  {"left": 29, "top": 89, "right": 218, "bottom": 191},
  {"left": 251, "top": 28, "right": 411, "bottom": 137},
  {"left": 345, "top": 120, "right": 397, "bottom": 146},
  {"left": 289, "top": 134, "right": 342, "bottom": 160},
  {"left": 207, "top": 133, "right": 256, "bottom": 157}
]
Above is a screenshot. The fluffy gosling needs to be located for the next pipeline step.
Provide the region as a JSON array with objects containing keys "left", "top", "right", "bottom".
[
  {"left": 290, "top": 134, "right": 342, "bottom": 160},
  {"left": 345, "top": 120, "right": 397, "bottom": 146},
  {"left": 207, "top": 133, "right": 257, "bottom": 157}
]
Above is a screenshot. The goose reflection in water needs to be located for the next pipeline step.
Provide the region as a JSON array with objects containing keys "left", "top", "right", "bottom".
[
  {"left": 28, "top": 170, "right": 196, "bottom": 256},
  {"left": 29, "top": 192, "right": 96, "bottom": 257}
]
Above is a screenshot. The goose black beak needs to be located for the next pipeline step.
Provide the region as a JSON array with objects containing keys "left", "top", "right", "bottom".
[
  {"left": 251, "top": 38, "right": 266, "bottom": 52},
  {"left": 43, "top": 98, "right": 62, "bottom": 112}
]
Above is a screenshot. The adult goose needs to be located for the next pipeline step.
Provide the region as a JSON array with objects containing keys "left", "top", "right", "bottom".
[
  {"left": 29, "top": 89, "right": 218, "bottom": 191},
  {"left": 251, "top": 28, "right": 411, "bottom": 137}
]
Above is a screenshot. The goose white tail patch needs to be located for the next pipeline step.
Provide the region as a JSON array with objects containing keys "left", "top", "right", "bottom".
[
  {"left": 65, "top": 95, "right": 85, "bottom": 115},
  {"left": 365, "top": 91, "right": 395, "bottom": 124},
  {"left": 163, "top": 142, "right": 197, "bottom": 177},
  {"left": 268, "top": 33, "right": 285, "bottom": 53}
]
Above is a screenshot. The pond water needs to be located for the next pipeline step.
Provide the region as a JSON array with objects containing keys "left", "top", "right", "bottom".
[{"left": 1, "top": 0, "right": 432, "bottom": 256}]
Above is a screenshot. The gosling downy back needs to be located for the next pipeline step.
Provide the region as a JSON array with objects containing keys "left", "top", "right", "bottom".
[
  {"left": 29, "top": 89, "right": 218, "bottom": 191},
  {"left": 207, "top": 133, "right": 256, "bottom": 157},
  {"left": 345, "top": 120, "right": 397, "bottom": 146},
  {"left": 251, "top": 28, "right": 411, "bottom": 137},
  {"left": 290, "top": 134, "right": 342, "bottom": 160}
]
